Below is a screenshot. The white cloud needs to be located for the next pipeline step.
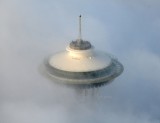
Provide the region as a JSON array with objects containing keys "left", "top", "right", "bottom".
[{"left": 0, "top": 0, "right": 160, "bottom": 123}]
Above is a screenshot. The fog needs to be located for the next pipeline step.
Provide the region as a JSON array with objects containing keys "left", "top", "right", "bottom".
[{"left": 0, "top": 0, "right": 160, "bottom": 123}]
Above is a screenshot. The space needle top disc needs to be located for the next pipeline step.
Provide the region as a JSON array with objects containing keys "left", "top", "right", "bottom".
[{"left": 44, "top": 15, "right": 123, "bottom": 87}]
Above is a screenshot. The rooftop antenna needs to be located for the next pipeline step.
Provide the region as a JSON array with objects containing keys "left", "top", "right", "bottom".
[{"left": 78, "top": 15, "right": 82, "bottom": 44}]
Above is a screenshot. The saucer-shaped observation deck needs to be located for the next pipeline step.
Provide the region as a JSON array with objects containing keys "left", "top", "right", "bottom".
[{"left": 44, "top": 16, "right": 123, "bottom": 88}]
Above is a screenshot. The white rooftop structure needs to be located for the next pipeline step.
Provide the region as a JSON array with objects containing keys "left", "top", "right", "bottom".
[{"left": 44, "top": 15, "right": 123, "bottom": 88}]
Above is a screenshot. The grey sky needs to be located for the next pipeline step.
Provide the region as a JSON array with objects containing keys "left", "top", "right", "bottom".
[{"left": 0, "top": 0, "right": 160, "bottom": 123}]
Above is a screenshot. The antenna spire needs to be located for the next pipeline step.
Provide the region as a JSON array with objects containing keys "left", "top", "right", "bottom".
[
  {"left": 69, "top": 15, "right": 92, "bottom": 50},
  {"left": 78, "top": 15, "right": 82, "bottom": 42}
]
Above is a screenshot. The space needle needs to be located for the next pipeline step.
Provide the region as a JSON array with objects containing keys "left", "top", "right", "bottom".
[{"left": 43, "top": 15, "right": 123, "bottom": 89}]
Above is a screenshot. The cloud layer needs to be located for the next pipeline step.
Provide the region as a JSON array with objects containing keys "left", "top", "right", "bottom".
[{"left": 0, "top": 0, "right": 160, "bottom": 123}]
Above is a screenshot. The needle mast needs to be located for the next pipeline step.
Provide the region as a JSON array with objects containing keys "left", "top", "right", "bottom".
[{"left": 78, "top": 15, "right": 82, "bottom": 43}]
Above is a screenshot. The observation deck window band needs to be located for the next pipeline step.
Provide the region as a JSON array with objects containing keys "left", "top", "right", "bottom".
[
  {"left": 45, "top": 59, "right": 122, "bottom": 80},
  {"left": 46, "top": 62, "right": 113, "bottom": 79}
]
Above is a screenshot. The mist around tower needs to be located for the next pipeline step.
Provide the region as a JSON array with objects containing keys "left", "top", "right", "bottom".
[{"left": 41, "top": 15, "right": 123, "bottom": 97}]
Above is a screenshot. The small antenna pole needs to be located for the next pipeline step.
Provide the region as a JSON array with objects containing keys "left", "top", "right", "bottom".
[{"left": 78, "top": 15, "right": 82, "bottom": 43}]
